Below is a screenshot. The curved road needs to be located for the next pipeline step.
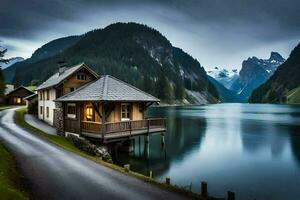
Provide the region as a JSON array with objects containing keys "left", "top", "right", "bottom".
[{"left": 0, "top": 108, "right": 188, "bottom": 200}]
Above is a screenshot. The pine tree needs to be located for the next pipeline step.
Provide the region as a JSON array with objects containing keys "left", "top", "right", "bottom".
[
  {"left": 0, "top": 47, "right": 8, "bottom": 98},
  {"left": 0, "top": 68, "right": 5, "bottom": 98},
  {"left": 175, "top": 78, "right": 185, "bottom": 101},
  {"left": 155, "top": 73, "right": 173, "bottom": 104}
]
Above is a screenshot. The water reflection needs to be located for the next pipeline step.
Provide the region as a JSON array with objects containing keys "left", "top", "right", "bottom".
[
  {"left": 114, "top": 106, "right": 207, "bottom": 177},
  {"left": 113, "top": 104, "right": 300, "bottom": 200},
  {"left": 288, "top": 125, "right": 300, "bottom": 166}
]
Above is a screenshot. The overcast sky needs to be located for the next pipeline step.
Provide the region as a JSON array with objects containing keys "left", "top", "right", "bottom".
[{"left": 1, "top": 0, "right": 300, "bottom": 70}]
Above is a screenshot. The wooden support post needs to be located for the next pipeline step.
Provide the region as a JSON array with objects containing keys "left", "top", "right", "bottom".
[
  {"left": 101, "top": 103, "right": 106, "bottom": 141},
  {"left": 161, "top": 134, "right": 165, "bottom": 146},
  {"left": 129, "top": 120, "right": 132, "bottom": 137},
  {"left": 201, "top": 181, "right": 208, "bottom": 198},
  {"left": 149, "top": 170, "right": 153, "bottom": 179},
  {"left": 165, "top": 177, "right": 170, "bottom": 185},
  {"left": 138, "top": 136, "right": 141, "bottom": 156},
  {"left": 145, "top": 135, "right": 149, "bottom": 144},
  {"left": 78, "top": 102, "right": 82, "bottom": 134},
  {"left": 124, "top": 164, "right": 130, "bottom": 172},
  {"left": 227, "top": 191, "right": 235, "bottom": 200}
]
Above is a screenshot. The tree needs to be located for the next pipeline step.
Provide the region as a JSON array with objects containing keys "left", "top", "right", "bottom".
[
  {"left": 155, "top": 72, "right": 173, "bottom": 104},
  {"left": 174, "top": 78, "right": 185, "bottom": 101},
  {"left": 0, "top": 43, "right": 9, "bottom": 98}
]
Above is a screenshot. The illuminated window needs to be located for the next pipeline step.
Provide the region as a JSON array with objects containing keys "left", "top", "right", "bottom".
[
  {"left": 86, "top": 106, "right": 93, "bottom": 121},
  {"left": 17, "top": 98, "right": 21, "bottom": 104},
  {"left": 14, "top": 97, "right": 22, "bottom": 104},
  {"left": 67, "top": 103, "right": 76, "bottom": 119},
  {"left": 121, "top": 104, "right": 131, "bottom": 121}
]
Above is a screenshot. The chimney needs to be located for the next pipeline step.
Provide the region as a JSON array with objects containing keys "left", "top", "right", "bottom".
[{"left": 57, "top": 60, "right": 67, "bottom": 75}]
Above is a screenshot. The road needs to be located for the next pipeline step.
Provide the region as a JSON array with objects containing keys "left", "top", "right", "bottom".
[{"left": 0, "top": 108, "right": 188, "bottom": 200}]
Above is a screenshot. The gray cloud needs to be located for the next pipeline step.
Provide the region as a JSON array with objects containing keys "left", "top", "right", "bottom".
[{"left": 1, "top": 0, "right": 300, "bottom": 69}]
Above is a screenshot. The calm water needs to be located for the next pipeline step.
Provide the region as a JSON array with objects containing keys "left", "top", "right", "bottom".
[{"left": 113, "top": 104, "right": 300, "bottom": 200}]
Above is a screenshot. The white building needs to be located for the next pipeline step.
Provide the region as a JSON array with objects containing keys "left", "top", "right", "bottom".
[{"left": 36, "top": 63, "right": 98, "bottom": 125}]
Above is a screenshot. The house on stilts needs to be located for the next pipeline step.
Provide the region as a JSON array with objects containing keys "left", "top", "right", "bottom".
[{"left": 36, "top": 63, "right": 166, "bottom": 144}]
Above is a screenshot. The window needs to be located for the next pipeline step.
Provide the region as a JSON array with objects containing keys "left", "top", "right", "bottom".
[
  {"left": 86, "top": 106, "right": 94, "bottom": 121},
  {"left": 121, "top": 104, "right": 131, "bottom": 121},
  {"left": 70, "top": 87, "right": 75, "bottom": 92},
  {"left": 14, "top": 97, "right": 21, "bottom": 104},
  {"left": 40, "top": 106, "right": 43, "bottom": 115},
  {"left": 46, "top": 90, "right": 50, "bottom": 100},
  {"left": 67, "top": 103, "right": 76, "bottom": 119},
  {"left": 77, "top": 73, "right": 87, "bottom": 80},
  {"left": 39, "top": 92, "right": 43, "bottom": 100},
  {"left": 46, "top": 107, "right": 49, "bottom": 118}
]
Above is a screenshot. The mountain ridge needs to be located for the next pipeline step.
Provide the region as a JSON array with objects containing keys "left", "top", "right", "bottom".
[
  {"left": 9, "top": 22, "right": 219, "bottom": 104},
  {"left": 249, "top": 43, "right": 300, "bottom": 103},
  {"left": 3, "top": 35, "right": 81, "bottom": 84}
]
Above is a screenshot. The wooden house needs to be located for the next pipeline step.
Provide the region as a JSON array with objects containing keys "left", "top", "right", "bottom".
[
  {"left": 54, "top": 75, "right": 166, "bottom": 143},
  {"left": 36, "top": 63, "right": 98, "bottom": 125},
  {"left": 6, "top": 86, "right": 35, "bottom": 105}
]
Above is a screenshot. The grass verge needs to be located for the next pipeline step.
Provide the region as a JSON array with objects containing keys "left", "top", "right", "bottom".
[
  {"left": 0, "top": 144, "right": 28, "bottom": 200},
  {"left": 0, "top": 106, "right": 9, "bottom": 111},
  {"left": 287, "top": 86, "right": 300, "bottom": 104},
  {"left": 15, "top": 107, "right": 215, "bottom": 200}
]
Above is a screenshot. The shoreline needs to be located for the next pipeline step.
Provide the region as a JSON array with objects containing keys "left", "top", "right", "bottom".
[{"left": 14, "top": 107, "right": 219, "bottom": 200}]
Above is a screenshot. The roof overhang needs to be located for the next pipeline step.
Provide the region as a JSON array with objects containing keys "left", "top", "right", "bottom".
[{"left": 36, "top": 63, "right": 99, "bottom": 91}]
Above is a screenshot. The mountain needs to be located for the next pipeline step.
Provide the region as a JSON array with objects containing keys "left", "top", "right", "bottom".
[
  {"left": 249, "top": 43, "right": 300, "bottom": 103},
  {"left": 11, "top": 22, "right": 218, "bottom": 104},
  {"left": 232, "top": 52, "right": 285, "bottom": 99},
  {"left": 208, "top": 76, "right": 246, "bottom": 103},
  {"left": 3, "top": 35, "right": 81, "bottom": 83},
  {"left": 0, "top": 57, "right": 24, "bottom": 70},
  {"left": 207, "top": 67, "right": 239, "bottom": 89},
  {"left": 1, "top": 57, "right": 24, "bottom": 84}
]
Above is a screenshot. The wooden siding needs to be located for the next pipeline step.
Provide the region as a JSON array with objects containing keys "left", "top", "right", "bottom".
[
  {"left": 65, "top": 101, "right": 145, "bottom": 133},
  {"left": 63, "top": 68, "right": 96, "bottom": 95},
  {"left": 81, "top": 102, "right": 143, "bottom": 123},
  {"left": 6, "top": 88, "right": 34, "bottom": 105},
  {"left": 64, "top": 102, "right": 81, "bottom": 134}
]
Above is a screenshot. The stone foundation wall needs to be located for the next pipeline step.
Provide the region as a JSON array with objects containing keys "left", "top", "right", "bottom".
[
  {"left": 54, "top": 102, "right": 64, "bottom": 136},
  {"left": 67, "top": 134, "right": 112, "bottom": 162}
]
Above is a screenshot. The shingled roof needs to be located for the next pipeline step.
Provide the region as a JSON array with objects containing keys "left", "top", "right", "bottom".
[
  {"left": 36, "top": 63, "right": 98, "bottom": 90},
  {"left": 6, "top": 86, "right": 35, "bottom": 96},
  {"left": 55, "top": 75, "right": 159, "bottom": 102}
]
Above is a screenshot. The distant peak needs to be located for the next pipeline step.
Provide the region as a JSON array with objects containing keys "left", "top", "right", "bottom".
[{"left": 269, "top": 51, "right": 285, "bottom": 62}]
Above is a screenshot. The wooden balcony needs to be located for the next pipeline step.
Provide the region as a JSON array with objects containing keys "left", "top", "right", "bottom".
[{"left": 81, "top": 118, "right": 167, "bottom": 142}]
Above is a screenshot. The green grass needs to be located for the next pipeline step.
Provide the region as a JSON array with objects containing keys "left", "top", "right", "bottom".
[
  {"left": 15, "top": 108, "right": 83, "bottom": 155},
  {"left": 15, "top": 108, "right": 216, "bottom": 200},
  {"left": 0, "top": 106, "right": 9, "bottom": 111},
  {"left": 25, "top": 86, "right": 37, "bottom": 92},
  {"left": 287, "top": 86, "right": 300, "bottom": 104},
  {"left": 0, "top": 144, "right": 28, "bottom": 200}
]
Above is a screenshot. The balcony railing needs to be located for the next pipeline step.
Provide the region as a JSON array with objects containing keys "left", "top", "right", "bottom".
[{"left": 81, "top": 118, "right": 166, "bottom": 136}]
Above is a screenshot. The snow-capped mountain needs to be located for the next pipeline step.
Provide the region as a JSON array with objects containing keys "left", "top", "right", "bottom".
[
  {"left": 0, "top": 57, "right": 24, "bottom": 69},
  {"left": 207, "top": 52, "right": 285, "bottom": 102},
  {"left": 207, "top": 67, "right": 239, "bottom": 89},
  {"left": 234, "top": 52, "right": 285, "bottom": 98}
]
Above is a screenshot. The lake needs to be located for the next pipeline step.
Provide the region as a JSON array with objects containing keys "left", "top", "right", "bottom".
[{"left": 113, "top": 104, "right": 300, "bottom": 200}]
